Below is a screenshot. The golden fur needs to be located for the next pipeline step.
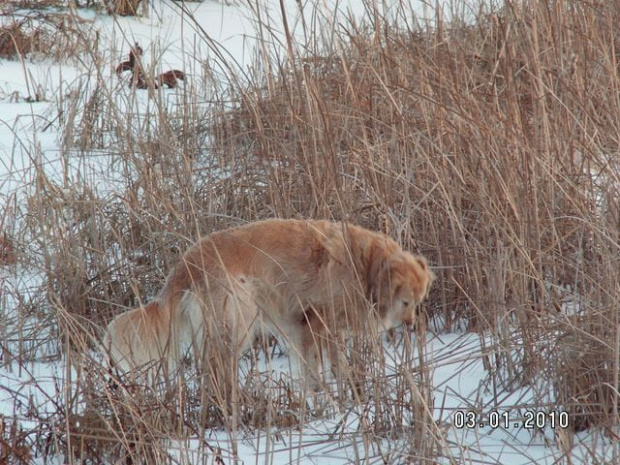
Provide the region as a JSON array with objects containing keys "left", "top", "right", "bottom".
[{"left": 103, "top": 219, "right": 434, "bottom": 385}]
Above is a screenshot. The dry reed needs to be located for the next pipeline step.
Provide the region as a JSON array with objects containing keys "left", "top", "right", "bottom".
[{"left": 1, "top": 0, "right": 618, "bottom": 462}]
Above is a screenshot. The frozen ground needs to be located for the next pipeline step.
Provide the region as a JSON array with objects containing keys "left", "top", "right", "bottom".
[{"left": 0, "top": 0, "right": 617, "bottom": 463}]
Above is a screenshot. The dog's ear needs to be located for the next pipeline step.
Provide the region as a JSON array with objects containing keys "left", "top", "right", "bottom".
[
  {"left": 415, "top": 255, "right": 435, "bottom": 298},
  {"left": 310, "top": 239, "right": 329, "bottom": 269},
  {"left": 368, "top": 256, "right": 390, "bottom": 303}
]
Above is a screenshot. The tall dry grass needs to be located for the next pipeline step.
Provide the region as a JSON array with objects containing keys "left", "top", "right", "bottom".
[{"left": 2, "top": 0, "right": 619, "bottom": 462}]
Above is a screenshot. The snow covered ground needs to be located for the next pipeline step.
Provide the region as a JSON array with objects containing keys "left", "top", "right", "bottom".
[{"left": 0, "top": 0, "right": 617, "bottom": 463}]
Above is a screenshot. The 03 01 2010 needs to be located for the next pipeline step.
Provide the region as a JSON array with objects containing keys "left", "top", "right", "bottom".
[{"left": 453, "top": 410, "right": 569, "bottom": 430}]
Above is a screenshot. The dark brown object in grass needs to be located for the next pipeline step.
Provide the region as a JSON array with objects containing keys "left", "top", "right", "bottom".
[
  {"left": 156, "top": 70, "right": 185, "bottom": 88},
  {"left": 115, "top": 44, "right": 184, "bottom": 89},
  {"left": 0, "top": 235, "right": 16, "bottom": 265}
]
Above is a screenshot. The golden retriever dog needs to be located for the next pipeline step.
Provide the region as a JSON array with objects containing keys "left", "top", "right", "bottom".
[{"left": 103, "top": 219, "right": 434, "bottom": 389}]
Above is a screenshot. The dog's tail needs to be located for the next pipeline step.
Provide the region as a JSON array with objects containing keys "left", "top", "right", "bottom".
[{"left": 103, "top": 299, "right": 186, "bottom": 379}]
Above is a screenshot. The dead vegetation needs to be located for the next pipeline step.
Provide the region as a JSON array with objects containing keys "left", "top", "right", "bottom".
[
  {"left": 0, "top": 10, "right": 93, "bottom": 61},
  {"left": 104, "top": 0, "right": 145, "bottom": 16},
  {"left": 1, "top": 0, "right": 619, "bottom": 463}
]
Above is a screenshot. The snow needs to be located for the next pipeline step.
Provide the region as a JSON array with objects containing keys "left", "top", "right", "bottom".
[{"left": 0, "top": 0, "right": 617, "bottom": 463}]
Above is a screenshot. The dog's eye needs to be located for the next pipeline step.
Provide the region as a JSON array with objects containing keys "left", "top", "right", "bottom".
[{"left": 402, "top": 300, "right": 410, "bottom": 308}]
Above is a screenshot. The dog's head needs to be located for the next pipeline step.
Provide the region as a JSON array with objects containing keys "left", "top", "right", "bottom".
[{"left": 370, "top": 252, "right": 435, "bottom": 330}]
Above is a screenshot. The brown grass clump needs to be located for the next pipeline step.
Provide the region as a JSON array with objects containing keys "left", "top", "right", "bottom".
[
  {"left": 0, "top": 235, "right": 16, "bottom": 265},
  {"left": 554, "top": 316, "right": 617, "bottom": 433},
  {"left": 105, "top": 0, "right": 145, "bottom": 16},
  {"left": 0, "top": 418, "right": 31, "bottom": 464},
  {"left": 0, "top": 12, "right": 93, "bottom": 61},
  {"left": 0, "top": 20, "right": 40, "bottom": 59}
]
